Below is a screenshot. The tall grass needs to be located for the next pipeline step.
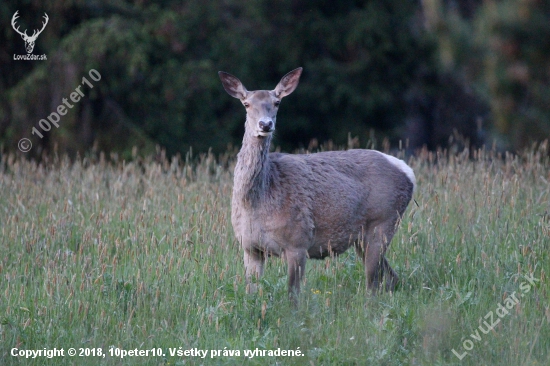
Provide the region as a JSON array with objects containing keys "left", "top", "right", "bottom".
[{"left": 0, "top": 144, "right": 549, "bottom": 365}]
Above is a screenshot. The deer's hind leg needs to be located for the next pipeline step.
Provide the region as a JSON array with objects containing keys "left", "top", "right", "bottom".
[{"left": 355, "top": 218, "right": 400, "bottom": 292}]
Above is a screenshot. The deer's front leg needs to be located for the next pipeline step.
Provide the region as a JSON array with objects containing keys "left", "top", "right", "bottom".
[
  {"left": 244, "top": 248, "right": 265, "bottom": 294},
  {"left": 285, "top": 249, "right": 307, "bottom": 307}
]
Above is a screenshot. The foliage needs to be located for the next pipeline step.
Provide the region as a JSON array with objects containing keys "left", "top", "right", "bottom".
[
  {"left": 1, "top": 0, "right": 437, "bottom": 156},
  {"left": 426, "top": 0, "right": 550, "bottom": 151},
  {"left": 1, "top": 0, "right": 549, "bottom": 156}
]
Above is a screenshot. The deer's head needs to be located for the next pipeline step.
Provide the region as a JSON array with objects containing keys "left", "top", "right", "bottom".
[
  {"left": 219, "top": 68, "right": 302, "bottom": 138},
  {"left": 12, "top": 11, "right": 49, "bottom": 54}
]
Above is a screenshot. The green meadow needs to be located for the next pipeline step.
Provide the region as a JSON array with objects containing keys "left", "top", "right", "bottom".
[{"left": 1, "top": 144, "right": 549, "bottom": 365}]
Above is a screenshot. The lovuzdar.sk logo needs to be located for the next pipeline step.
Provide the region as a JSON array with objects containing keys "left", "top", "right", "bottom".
[{"left": 12, "top": 10, "right": 48, "bottom": 61}]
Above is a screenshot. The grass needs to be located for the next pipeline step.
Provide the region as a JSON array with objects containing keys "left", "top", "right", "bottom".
[{"left": 0, "top": 143, "right": 549, "bottom": 365}]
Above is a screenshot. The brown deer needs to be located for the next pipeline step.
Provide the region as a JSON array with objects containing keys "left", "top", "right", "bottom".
[{"left": 219, "top": 68, "right": 415, "bottom": 305}]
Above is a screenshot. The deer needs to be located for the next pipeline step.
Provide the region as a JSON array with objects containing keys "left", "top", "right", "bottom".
[
  {"left": 218, "top": 68, "right": 416, "bottom": 306},
  {"left": 11, "top": 11, "right": 49, "bottom": 54}
]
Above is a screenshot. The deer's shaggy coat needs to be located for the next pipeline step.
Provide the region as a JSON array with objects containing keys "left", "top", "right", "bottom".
[{"left": 219, "top": 68, "right": 415, "bottom": 304}]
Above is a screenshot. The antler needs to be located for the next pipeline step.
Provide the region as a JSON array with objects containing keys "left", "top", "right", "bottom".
[
  {"left": 11, "top": 10, "right": 28, "bottom": 38},
  {"left": 11, "top": 11, "right": 48, "bottom": 41},
  {"left": 28, "top": 13, "right": 49, "bottom": 40}
]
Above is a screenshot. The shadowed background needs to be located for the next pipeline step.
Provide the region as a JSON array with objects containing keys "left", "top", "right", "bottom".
[{"left": 1, "top": 0, "right": 549, "bottom": 158}]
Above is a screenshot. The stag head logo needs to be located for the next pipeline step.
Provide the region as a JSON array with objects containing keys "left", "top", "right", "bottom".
[{"left": 11, "top": 11, "right": 49, "bottom": 54}]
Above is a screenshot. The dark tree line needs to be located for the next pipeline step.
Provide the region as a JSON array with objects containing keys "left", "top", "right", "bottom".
[{"left": 1, "top": 0, "right": 548, "bottom": 158}]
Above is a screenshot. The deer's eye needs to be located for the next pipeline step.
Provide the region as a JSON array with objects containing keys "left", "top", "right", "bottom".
[
  {"left": 243, "top": 102, "right": 250, "bottom": 108},
  {"left": 274, "top": 101, "right": 280, "bottom": 107}
]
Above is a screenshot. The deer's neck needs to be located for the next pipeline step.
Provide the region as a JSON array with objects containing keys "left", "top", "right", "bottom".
[{"left": 233, "top": 126, "right": 272, "bottom": 206}]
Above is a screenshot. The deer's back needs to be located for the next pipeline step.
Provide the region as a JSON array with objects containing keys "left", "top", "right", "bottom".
[
  {"left": 268, "top": 149, "right": 414, "bottom": 257},
  {"left": 232, "top": 149, "right": 414, "bottom": 257}
]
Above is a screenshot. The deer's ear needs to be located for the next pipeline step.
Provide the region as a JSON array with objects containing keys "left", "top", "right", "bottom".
[
  {"left": 218, "top": 72, "right": 248, "bottom": 99},
  {"left": 274, "top": 68, "right": 302, "bottom": 98}
]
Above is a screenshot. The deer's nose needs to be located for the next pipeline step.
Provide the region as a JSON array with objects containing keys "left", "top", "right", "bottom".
[{"left": 259, "top": 120, "right": 274, "bottom": 132}]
